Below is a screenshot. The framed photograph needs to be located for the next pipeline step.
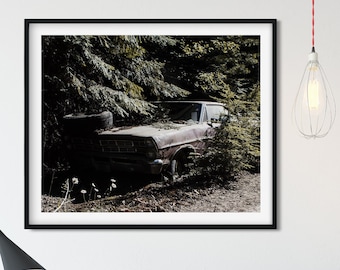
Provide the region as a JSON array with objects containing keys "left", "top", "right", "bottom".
[{"left": 25, "top": 19, "right": 277, "bottom": 229}]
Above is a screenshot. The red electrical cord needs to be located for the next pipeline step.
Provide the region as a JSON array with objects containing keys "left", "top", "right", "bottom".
[{"left": 312, "top": 0, "right": 315, "bottom": 49}]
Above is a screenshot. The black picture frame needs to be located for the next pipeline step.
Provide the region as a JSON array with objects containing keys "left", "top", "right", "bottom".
[{"left": 25, "top": 19, "right": 277, "bottom": 229}]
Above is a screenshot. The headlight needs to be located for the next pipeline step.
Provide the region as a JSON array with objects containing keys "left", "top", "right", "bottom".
[
  {"left": 145, "top": 138, "right": 155, "bottom": 147},
  {"left": 146, "top": 150, "right": 157, "bottom": 159}
]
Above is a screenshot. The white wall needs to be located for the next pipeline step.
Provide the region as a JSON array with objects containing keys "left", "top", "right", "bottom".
[{"left": 1, "top": 0, "right": 340, "bottom": 269}]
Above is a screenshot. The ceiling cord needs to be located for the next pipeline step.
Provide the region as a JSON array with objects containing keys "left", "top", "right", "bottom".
[{"left": 312, "top": 0, "right": 315, "bottom": 50}]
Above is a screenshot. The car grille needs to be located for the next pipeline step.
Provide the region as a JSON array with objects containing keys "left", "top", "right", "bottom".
[{"left": 69, "top": 137, "right": 152, "bottom": 154}]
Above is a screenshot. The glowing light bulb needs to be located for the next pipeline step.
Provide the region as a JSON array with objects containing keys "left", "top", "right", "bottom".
[
  {"left": 293, "top": 51, "right": 336, "bottom": 139},
  {"left": 307, "top": 79, "right": 319, "bottom": 110}
]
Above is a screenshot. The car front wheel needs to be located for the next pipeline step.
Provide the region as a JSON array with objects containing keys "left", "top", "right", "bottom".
[{"left": 169, "top": 151, "right": 191, "bottom": 182}]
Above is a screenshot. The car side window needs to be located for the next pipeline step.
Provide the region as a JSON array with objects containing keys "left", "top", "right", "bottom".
[{"left": 206, "top": 105, "right": 227, "bottom": 122}]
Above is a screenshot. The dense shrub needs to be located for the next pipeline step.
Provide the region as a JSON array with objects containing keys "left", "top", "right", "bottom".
[{"left": 189, "top": 84, "right": 260, "bottom": 183}]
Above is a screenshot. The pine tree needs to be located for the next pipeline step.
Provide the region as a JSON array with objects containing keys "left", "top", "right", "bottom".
[{"left": 42, "top": 35, "right": 189, "bottom": 169}]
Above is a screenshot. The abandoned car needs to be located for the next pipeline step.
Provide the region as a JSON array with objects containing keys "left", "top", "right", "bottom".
[{"left": 63, "top": 101, "right": 227, "bottom": 179}]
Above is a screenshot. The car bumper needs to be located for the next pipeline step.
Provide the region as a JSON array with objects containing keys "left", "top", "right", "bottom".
[{"left": 70, "top": 153, "right": 164, "bottom": 175}]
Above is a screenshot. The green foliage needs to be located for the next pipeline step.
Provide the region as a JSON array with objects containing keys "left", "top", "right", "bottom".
[
  {"left": 169, "top": 36, "right": 261, "bottom": 182},
  {"left": 42, "top": 35, "right": 188, "bottom": 169},
  {"left": 191, "top": 83, "right": 260, "bottom": 183},
  {"left": 160, "top": 36, "right": 259, "bottom": 100},
  {"left": 42, "top": 34, "right": 260, "bottom": 180},
  {"left": 43, "top": 35, "right": 188, "bottom": 114}
]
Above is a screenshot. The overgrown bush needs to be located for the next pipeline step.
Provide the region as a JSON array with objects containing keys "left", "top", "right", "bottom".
[{"left": 189, "top": 84, "right": 260, "bottom": 183}]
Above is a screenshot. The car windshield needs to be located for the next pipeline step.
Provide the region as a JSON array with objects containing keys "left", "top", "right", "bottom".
[{"left": 157, "top": 103, "right": 202, "bottom": 122}]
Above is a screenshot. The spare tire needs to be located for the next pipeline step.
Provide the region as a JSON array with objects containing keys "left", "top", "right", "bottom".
[{"left": 63, "top": 111, "right": 113, "bottom": 135}]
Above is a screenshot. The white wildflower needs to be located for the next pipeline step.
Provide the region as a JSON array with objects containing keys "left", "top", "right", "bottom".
[{"left": 72, "top": 177, "right": 79, "bottom": 184}]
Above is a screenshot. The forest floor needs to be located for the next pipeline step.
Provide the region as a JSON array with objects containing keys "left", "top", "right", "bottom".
[{"left": 41, "top": 172, "right": 260, "bottom": 213}]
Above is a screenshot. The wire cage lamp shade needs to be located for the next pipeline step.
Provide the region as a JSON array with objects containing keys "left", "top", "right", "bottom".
[{"left": 293, "top": 0, "right": 336, "bottom": 138}]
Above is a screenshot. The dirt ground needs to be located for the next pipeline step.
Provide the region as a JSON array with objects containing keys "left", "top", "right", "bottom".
[{"left": 41, "top": 172, "right": 260, "bottom": 213}]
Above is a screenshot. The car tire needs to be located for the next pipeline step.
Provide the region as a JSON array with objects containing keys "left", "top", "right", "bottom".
[
  {"left": 169, "top": 150, "right": 191, "bottom": 182},
  {"left": 63, "top": 111, "right": 113, "bottom": 135}
]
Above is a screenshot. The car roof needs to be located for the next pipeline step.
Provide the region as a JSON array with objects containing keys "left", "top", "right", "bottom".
[{"left": 152, "top": 100, "right": 224, "bottom": 106}]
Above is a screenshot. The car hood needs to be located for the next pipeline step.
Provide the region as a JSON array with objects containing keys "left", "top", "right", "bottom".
[{"left": 99, "top": 122, "right": 214, "bottom": 149}]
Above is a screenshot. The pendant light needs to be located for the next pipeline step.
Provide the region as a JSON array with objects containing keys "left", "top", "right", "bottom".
[{"left": 293, "top": 0, "right": 336, "bottom": 139}]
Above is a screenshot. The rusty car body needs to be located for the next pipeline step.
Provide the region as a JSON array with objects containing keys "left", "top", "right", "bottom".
[{"left": 64, "top": 101, "right": 227, "bottom": 179}]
